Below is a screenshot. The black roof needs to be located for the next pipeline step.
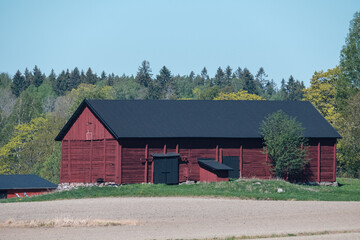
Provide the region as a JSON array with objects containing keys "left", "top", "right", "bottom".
[
  {"left": 198, "top": 158, "right": 233, "bottom": 171},
  {"left": 55, "top": 99, "right": 341, "bottom": 140},
  {"left": 0, "top": 175, "right": 57, "bottom": 190}
]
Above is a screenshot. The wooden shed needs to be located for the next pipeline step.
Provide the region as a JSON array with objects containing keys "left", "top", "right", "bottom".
[
  {"left": 55, "top": 100, "right": 341, "bottom": 184},
  {"left": 0, "top": 175, "right": 57, "bottom": 199}
]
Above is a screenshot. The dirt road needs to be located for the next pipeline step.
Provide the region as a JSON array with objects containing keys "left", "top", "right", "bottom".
[{"left": 1, "top": 197, "right": 360, "bottom": 240}]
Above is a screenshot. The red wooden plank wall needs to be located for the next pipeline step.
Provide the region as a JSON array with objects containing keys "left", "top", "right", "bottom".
[
  {"left": 63, "top": 107, "right": 114, "bottom": 140},
  {"left": 6, "top": 189, "right": 54, "bottom": 199},
  {"left": 60, "top": 139, "right": 117, "bottom": 183}
]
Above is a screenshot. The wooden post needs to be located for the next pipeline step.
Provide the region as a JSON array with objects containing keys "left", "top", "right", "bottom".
[
  {"left": 219, "top": 148, "right": 223, "bottom": 163},
  {"left": 333, "top": 143, "right": 337, "bottom": 182},
  {"left": 119, "top": 144, "right": 122, "bottom": 184},
  {"left": 239, "top": 145, "right": 243, "bottom": 178},
  {"left": 115, "top": 143, "right": 119, "bottom": 184},
  {"left": 318, "top": 141, "right": 321, "bottom": 182},
  {"left": 144, "top": 144, "right": 148, "bottom": 183},
  {"left": 90, "top": 139, "right": 93, "bottom": 183},
  {"left": 103, "top": 139, "right": 106, "bottom": 181},
  {"left": 68, "top": 140, "right": 71, "bottom": 183},
  {"left": 216, "top": 145, "right": 219, "bottom": 162}
]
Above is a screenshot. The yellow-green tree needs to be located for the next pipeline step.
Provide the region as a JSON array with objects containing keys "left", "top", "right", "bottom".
[
  {"left": 0, "top": 117, "right": 48, "bottom": 174},
  {"left": 214, "top": 90, "right": 264, "bottom": 100},
  {"left": 303, "top": 67, "right": 341, "bottom": 127}
]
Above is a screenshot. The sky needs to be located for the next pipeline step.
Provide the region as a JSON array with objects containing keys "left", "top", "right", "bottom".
[{"left": 0, "top": 0, "right": 358, "bottom": 87}]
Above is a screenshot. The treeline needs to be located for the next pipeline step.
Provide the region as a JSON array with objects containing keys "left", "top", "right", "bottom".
[
  {"left": 9, "top": 64, "right": 305, "bottom": 101},
  {"left": 0, "top": 11, "right": 359, "bottom": 183}
]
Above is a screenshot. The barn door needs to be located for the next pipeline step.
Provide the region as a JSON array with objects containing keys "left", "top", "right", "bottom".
[
  {"left": 222, "top": 156, "right": 240, "bottom": 179},
  {"left": 153, "top": 157, "right": 179, "bottom": 184}
]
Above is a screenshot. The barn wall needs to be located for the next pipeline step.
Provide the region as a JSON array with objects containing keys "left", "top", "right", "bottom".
[
  {"left": 60, "top": 106, "right": 117, "bottom": 184},
  {"left": 63, "top": 107, "right": 114, "bottom": 141},
  {"left": 60, "top": 139, "right": 118, "bottom": 183},
  {"left": 6, "top": 189, "right": 54, "bottom": 199}
]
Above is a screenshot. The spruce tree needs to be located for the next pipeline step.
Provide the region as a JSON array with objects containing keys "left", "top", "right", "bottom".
[
  {"left": 214, "top": 67, "right": 225, "bottom": 86},
  {"left": 11, "top": 70, "right": 25, "bottom": 97},
  {"left": 243, "top": 68, "right": 257, "bottom": 94},
  {"left": 201, "top": 67, "right": 209, "bottom": 86},
  {"left": 70, "top": 67, "right": 81, "bottom": 90},
  {"left": 86, "top": 68, "right": 97, "bottom": 85},
  {"left": 32, "top": 65, "right": 44, "bottom": 87},
  {"left": 135, "top": 60, "right": 152, "bottom": 87},
  {"left": 225, "top": 66, "right": 232, "bottom": 85},
  {"left": 24, "top": 68, "right": 32, "bottom": 90}
]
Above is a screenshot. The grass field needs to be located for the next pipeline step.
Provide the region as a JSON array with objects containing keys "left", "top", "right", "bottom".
[{"left": 1, "top": 178, "right": 359, "bottom": 203}]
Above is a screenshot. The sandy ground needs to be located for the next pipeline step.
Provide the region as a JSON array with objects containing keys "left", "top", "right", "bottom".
[{"left": 0, "top": 197, "right": 360, "bottom": 240}]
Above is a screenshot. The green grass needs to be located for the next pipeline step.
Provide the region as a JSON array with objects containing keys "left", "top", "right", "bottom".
[{"left": 1, "top": 178, "right": 359, "bottom": 203}]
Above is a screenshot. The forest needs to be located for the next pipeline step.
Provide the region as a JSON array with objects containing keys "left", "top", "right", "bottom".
[{"left": 0, "top": 12, "right": 359, "bottom": 183}]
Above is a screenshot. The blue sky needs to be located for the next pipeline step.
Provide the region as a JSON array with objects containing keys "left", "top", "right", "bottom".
[{"left": 0, "top": 0, "right": 358, "bottom": 87}]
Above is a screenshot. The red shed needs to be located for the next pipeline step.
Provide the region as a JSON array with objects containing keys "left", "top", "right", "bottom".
[
  {"left": 55, "top": 100, "right": 341, "bottom": 184},
  {"left": 0, "top": 175, "right": 57, "bottom": 199}
]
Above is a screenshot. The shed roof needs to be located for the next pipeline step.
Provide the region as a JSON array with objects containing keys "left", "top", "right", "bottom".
[
  {"left": 198, "top": 158, "right": 233, "bottom": 171},
  {"left": 55, "top": 99, "right": 341, "bottom": 140},
  {"left": 0, "top": 175, "right": 57, "bottom": 190}
]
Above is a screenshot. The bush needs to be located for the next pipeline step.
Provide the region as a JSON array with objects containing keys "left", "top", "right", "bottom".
[{"left": 260, "top": 110, "right": 308, "bottom": 180}]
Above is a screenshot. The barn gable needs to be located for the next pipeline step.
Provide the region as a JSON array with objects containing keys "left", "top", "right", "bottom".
[{"left": 63, "top": 107, "right": 114, "bottom": 141}]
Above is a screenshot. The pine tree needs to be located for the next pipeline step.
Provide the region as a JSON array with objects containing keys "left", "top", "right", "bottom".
[
  {"left": 225, "top": 66, "right": 232, "bottom": 85},
  {"left": 48, "top": 69, "right": 57, "bottom": 90},
  {"left": 86, "top": 68, "right": 97, "bottom": 85},
  {"left": 234, "top": 67, "right": 243, "bottom": 79},
  {"left": 24, "top": 68, "right": 32, "bottom": 90},
  {"left": 11, "top": 70, "right": 25, "bottom": 97},
  {"left": 201, "top": 67, "right": 209, "bottom": 86},
  {"left": 32, "top": 65, "right": 44, "bottom": 87},
  {"left": 107, "top": 73, "right": 115, "bottom": 86},
  {"left": 135, "top": 60, "right": 152, "bottom": 87},
  {"left": 100, "top": 71, "right": 107, "bottom": 81},
  {"left": 255, "top": 67, "right": 268, "bottom": 91},
  {"left": 70, "top": 67, "right": 81, "bottom": 90},
  {"left": 157, "top": 66, "right": 172, "bottom": 88},
  {"left": 242, "top": 68, "right": 257, "bottom": 94},
  {"left": 214, "top": 67, "right": 225, "bottom": 86},
  {"left": 80, "top": 70, "right": 86, "bottom": 84},
  {"left": 54, "top": 70, "right": 67, "bottom": 96}
]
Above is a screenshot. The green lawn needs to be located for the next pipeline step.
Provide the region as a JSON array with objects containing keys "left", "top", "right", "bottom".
[{"left": 1, "top": 178, "right": 359, "bottom": 203}]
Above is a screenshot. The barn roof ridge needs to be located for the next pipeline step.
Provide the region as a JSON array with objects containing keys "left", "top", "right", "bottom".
[{"left": 55, "top": 99, "right": 341, "bottom": 141}]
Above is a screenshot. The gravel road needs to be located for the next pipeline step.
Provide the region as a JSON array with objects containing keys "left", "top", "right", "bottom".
[{"left": 1, "top": 197, "right": 360, "bottom": 240}]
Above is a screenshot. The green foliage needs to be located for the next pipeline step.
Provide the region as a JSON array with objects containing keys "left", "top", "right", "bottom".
[
  {"left": 0, "top": 73, "right": 12, "bottom": 89},
  {"left": 260, "top": 110, "right": 308, "bottom": 179},
  {"left": 280, "top": 76, "right": 305, "bottom": 101},
  {"left": 337, "top": 93, "right": 360, "bottom": 178},
  {"left": 303, "top": 67, "right": 341, "bottom": 127},
  {"left": 337, "top": 12, "right": 360, "bottom": 111},
  {"left": 214, "top": 90, "right": 264, "bottom": 100},
  {"left": 65, "top": 84, "right": 116, "bottom": 116},
  {"left": 39, "top": 143, "right": 61, "bottom": 184}
]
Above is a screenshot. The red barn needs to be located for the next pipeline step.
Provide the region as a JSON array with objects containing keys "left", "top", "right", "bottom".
[{"left": 55, "top": 100, "right": 341, "bottom": 184}]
